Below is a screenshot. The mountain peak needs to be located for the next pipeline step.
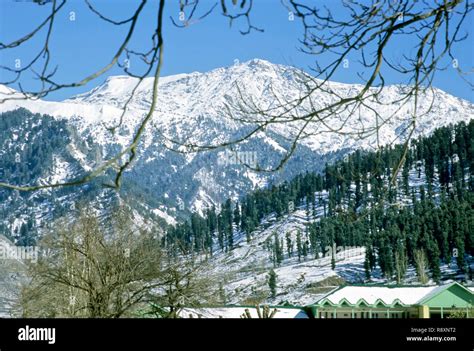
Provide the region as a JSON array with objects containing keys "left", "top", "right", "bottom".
[
  {"left": 102, "top": 75, "right": 136, "bottom": 85},
  {"left": 233, "top": 58, "right": 288, "bottom": 73},
  {"left": 240, "top": 58, "right": 274, "bottom": 67}
]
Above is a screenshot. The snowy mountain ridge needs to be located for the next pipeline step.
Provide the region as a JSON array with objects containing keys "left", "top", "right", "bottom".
[
  {"left": 1, "top": 59, "right": 472, "bottom": 154},
  {"left": 0, "top": 58, "right": 472, "bottom": 230}
]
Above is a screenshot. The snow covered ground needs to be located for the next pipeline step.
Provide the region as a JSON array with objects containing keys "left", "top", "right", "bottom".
[
  {"left": 179, "top": 306, "right": 309, "bottom": 319},
  {"left": 207, "top": 209, "right": 368, "bottom": 305}
]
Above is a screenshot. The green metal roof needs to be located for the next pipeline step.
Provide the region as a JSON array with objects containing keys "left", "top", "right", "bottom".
[
  {"left": 416, "top": 282, "right": 474, "bottom": 308},
  {"left": 310, "top": 282, "right": 474, "bottom": 308}
]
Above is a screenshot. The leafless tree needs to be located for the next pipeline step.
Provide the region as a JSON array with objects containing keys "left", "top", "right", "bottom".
[
  {"left": 144, "top": 257, "right": 218, "bottom": 318},
  {"left": 0, "top": 0, "right": 472, "bottom": 192},
  {"left": 19, "top": 208, "right": 164, "bottom": 317},
  {"left": 414, "top": 248, "right": 429, "bottom": 284},
  {"left": 19, "top": 207, "right": 215, "bottom": 318}
]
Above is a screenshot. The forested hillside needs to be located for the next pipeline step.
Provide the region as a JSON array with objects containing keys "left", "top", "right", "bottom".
[
  {"left": 0, "top": 109, "right": 82, "bottom": 245},
  {"left": 165, "top": 121, "right": 474, "bottom": 283}
]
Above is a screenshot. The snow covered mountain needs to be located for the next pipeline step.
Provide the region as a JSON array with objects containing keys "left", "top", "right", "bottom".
[{"left": 0, "top": 59, "right": 473, "bottom": 239}]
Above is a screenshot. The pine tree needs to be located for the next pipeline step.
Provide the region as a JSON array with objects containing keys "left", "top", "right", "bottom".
[
  {"left": 364, "top": 250, "right": 371, "bottom": 280},
  {"left": 280, "top": 238, "right": 285, "bottom": 260},
  {"left": 455, "top": 236, "right": 466, "bottom": 274},
  {"left": 305, "top": 199, "right": 311, "bottom": 219},
  {"left": 285, "top": 232, "right": 293, "bottom": 258},
  {"left": 302, "top": 241, "right": 308, "bottom": 260},
  {"left": 367, "top": 244, "right": 376, "bottom": 270},
  {"left": 273, "top": 233, "right": 283, "bottom": 267},
  {"left": 217, "top": 215, "right": 224, "bottom": 251},
  {"left": 430, "top": 249, "right": 441, "bottom": 284},
  {"left": 268, "top": 269, "right": 277, "bottom": 298},
  {"left": 233, "top": 204, "right": 241, "bottom": 228},
  {"left": 402, "top": 153, "right": 410, "bottom": 195},
  {"left": 296, "top": 230, "right": 302, "bottom": 262},
  {"left": 224, "top": 199, "right": 234, "bottom": 250}
]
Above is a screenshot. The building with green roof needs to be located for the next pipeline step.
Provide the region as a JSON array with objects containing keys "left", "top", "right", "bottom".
[{"left": 308, "top": 282, "right": 474, "bottom": 319}]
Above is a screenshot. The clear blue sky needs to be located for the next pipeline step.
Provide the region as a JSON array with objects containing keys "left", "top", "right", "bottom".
[{"left": 0, "top": 0, "right": 473, "bottom": 102}]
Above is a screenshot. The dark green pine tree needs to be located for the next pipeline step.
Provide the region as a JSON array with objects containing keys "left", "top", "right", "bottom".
[
  {"left": 296, "top": 230, "right": 302, "bottom": 262},
  {"left": 368, "top": 243, "right": 377, "bottom": 271},
  {"left": 233, "top": 203, "right": 241, "bottom": 228},
  {"left": 455, "top": 235, "right": 466, "bottom": 274},
  {"left": 364, "top": 248, "right": 371, "bottom": 280},
  {"left": 402, "top": 152, "right": 411, "bottom": 196},
  {"left": 286, "top": 232, "right": 293, "bottom": 258},
  {"left": 273, "top": 233, "right": 283, "bottom": 267},
  {"left": 331, "top": 249, "right": 336, "bottom": 271},
  {"left": 217, "top": 215, "right": 225, "bottom": 251},
  {"left": 302, "top": 241, "right": 309, "bottom": 260},
  {"left": 427, "top": 238, "right": 442, "bottom": 284},
  {"left": 223, "top": 199, "right": 234, "bottom": 250},
  {"left": 378, "top": 237, "right": 394, "bottom": 280},
  {"left": 268, "top": 269, "right": 277, "bottom": 298}
]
